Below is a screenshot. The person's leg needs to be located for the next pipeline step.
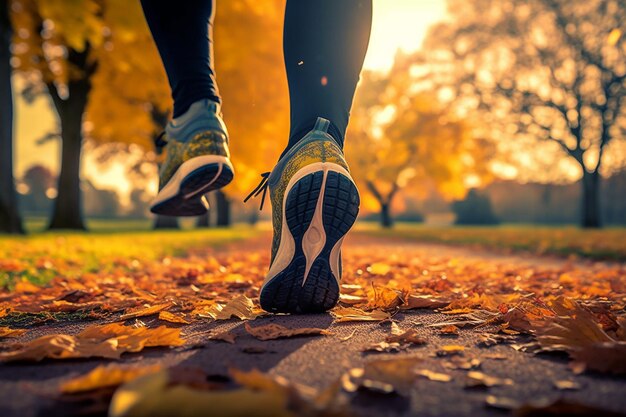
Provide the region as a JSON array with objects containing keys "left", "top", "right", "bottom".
[
  {"left": 256, "top": 0, "right": 372, "bottom": 314},
  {"left": 142, "top": 0, "right": 233, "bottom": 217},
  {"left": 283, "top": 0, "right": 373, "bottom": 153},
  {"left": 140, "top": 0, "right": 220, "bottom": 118}
]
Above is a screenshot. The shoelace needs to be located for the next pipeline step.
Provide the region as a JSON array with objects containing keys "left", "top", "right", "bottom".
[
  {"left": 244, "top": 172, "right": 271, "bottom": 210},
  {"left": 154, "top": 131, "right": 168, "bottom": 155}
]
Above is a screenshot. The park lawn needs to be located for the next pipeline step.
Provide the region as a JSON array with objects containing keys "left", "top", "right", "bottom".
[
  {"left": 0, "top": 224, "right": 259, "bottom": 289},
  {"left": 357, "top": 223, "right": 626, "bottom": 261}
]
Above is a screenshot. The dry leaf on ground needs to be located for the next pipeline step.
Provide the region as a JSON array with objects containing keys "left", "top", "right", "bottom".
[
  {"left": 331, "top": 307, "right": 391, "bottom": 323},
  {"left": 203, "top": 295, "right": 260, "bottom": 320},
  {"left": 0, "top": 327, "right": 27, "bottom": 338},
  {"left": 120, "top": 303, "right": 173, "bottom": 320},
  {"left": 416, "top": 369, "right": 452, "bottom": 382},
  {"left": 534, "top": 297, "right": 626, "bottom": 374},
  {"left": 439, "top": 325, "right": 460, "bottom": 336},
  {"left": 244, "top": 322, "right": 330, "bottom": 341},
  {"left": 362, "top": 341, "right": 406, "bottom": 353},
  {"left": 464, "top": 371, "right": 513, "bottom": 388},
  {"left": 0, "top": 334, "right": 120, "bottom": 362},
  {"left": 385, "top": 329, "right": 427, "bottom": 346},
  {"left": 60, "top": 364, "right": 161, "bottom": 394},
  {"left": 401, "top": 295, "right": 451, "bottom": 310},
  {"left": 158, "top": 311, "right": 191, "bottom": 325}
]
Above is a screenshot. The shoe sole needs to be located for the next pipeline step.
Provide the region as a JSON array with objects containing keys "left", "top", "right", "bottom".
[
  {"left": 260, "top": 162, "right": 359, "bottom": 313},
  {"left": 150, "top": 155, "right": 234, "bottom": 217}
]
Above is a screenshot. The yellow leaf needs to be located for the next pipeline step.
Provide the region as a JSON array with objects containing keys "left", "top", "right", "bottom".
[
  {"left": 60, "top": 364, "right": 161, "bottom": 394},
  {"left": 608, "top": 28, "right": 622, "bottom": 46},
  {"left": 0, "top": 334, "right": 120, "bottom": 362},
  {"left": 416, "top": 369, "right": 452, "bottom": 382},
  {"left": 109, "top": 369, "right": 298, "bottom": 417},
  {"left": 121, "top": 303, "right": 173, "bottom": 320},
  {"left": 158, "top": 311, "right": 191, "bottom": 325},
  {"left": 13, "top": 279, "right": 41, "bottom": 293},
  {"left": 331, "top": 307, "right": 391, "bottom": 323},
  {"left": 0, "top": 327, "right": 27, "bottom": 338},
  {"left": 205, "top": 295, "right": 259, "bottom": 320},
  {"left": 367, "top": 262, "right": 391, "bottom": 276}
]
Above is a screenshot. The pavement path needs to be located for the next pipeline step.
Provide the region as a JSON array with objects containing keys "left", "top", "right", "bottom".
[{"left": 1, "top": 234, "right": 625, "bottom": 417}]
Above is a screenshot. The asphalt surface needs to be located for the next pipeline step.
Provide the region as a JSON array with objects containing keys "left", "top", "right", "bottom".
[{"left": 0, "top": 238, "right": 625, "bottom": 417}]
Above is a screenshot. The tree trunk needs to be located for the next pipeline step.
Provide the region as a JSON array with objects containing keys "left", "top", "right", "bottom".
[
  {"left": 153, "top": 215, "right": 179, "bottom": 229},
  {"left": 248, "top": 208, "right": 259, "bottom": 226},
  {"left": 0, "top": 0, "right": 24, "bottom": 234},
  {"left": 48, "top": 107, "right": 86, "bottom": 230},
  {"left": 581, "top": 170, "right": 601, "bottom": 228},
  {"left": 380, "top": 202, "right": 393, "bottom": 228},
  {"left": 196, "top": 211, "right": 211, "bottom": 228},
  {"left": 47, "top": 48, "right": 94, "bottom": 230},
  {"left": 215, "top": 190, "right": 231, "bottom": 227}
]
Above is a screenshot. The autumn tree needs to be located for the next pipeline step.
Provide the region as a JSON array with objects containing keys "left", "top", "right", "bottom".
[
  {"left": 419, "top": 0, "right": 626, "bottom": 228},
  {"left": 0, "top": 0, "right": 23, "bottom": 233},
  {"left": 348, "top": 69, "right": 492, "bottom": 228},
  {"left": 10, "top": 0, "right": 108, "bottom": 229}
]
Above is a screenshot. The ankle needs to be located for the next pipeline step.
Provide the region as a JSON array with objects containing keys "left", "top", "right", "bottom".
[{"left": 282, "top": 120, "right": 344, "bottom": 159}]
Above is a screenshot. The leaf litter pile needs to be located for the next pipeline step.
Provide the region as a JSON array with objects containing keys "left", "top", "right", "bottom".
[{"left": 1, "top": 237, "right": 625, "bottom": 416}]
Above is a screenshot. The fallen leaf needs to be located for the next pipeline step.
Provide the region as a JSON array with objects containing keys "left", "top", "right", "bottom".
[
  {"left": 158, "top": 311, "right": 190, "bottom": 325},
  {"left": 339, "top": 329, "right": 358, "bottom": 342},
  {"left": 442, "top": 356, "right": 481, "bottom": 370},
  {"left": 436, "top": 345, "right": 465, "bottom": 356},
  {"left": 362, "top": 341, "right": 406, "bottom": 353},
  {"left": 534, "top": 297, "right": 626, "bottom": 374},
  {"left": 366, "top": 287, "right": 405, "bottom": 311},
  {"left": 415, "top": 369, "right": 452, "bottom": 382},
  {"left": 485, "top": 395, "right": 521, "bottom": 410},
  {"left": 14, "top": 279, "right": 41, "bottom": 293},
  {"left": 338, "top": 294, "right": 366, "bottom": 305},
  {"left": 439, "top": 325, "right": 459, "bottom": 336},
  {"left": 209, "top": 329, "right": 237, "bottom": 344},
  {"left": 120, "top": 303, "right": 173, "bottom": 320},
  {"left": 0, "top": 327, "right": 27, "bottom": 338},
  {"left": 60, "top": 364, "right": 161, "bottom": 394},
  {"left": 385, "top": 329, "right": 427, "bottom": 346},
  {"left": 0, "top": 334, "right": 120, "bottom": 362},
  {"left": 347, "top": 357, "right": 423, "bottom": 396},
  {"left": 464, "top": 371, "right": 513, "bottom": 388},
  {"left": 401, "top": 294, "right": 451, "bottom": 310},
  {"left": 79, "top": 323, "right": 185, "bottom": 351},
  {"left": 553, "top": 380, "right": 581, "bottom": 390},
  {"left": 109, "top": 368, "right": 298, "bottom": 417},
  {"left": 331, "top": 307, "right": 391, "bottom": 323},
  {"left": 477, "top": 333, "right": 515, "bottom": 347},
  {"left": 569, "top": 342, "right": 626, "bottom": 375},
  {"left": 204, "top": 295, "right": 260, "bottom": 320},
  {"left": 244, "top": 322, "right": 330, "bottom": 341},
  {"left": 367, "top": 262, "right": 391, "bottom": 276}
]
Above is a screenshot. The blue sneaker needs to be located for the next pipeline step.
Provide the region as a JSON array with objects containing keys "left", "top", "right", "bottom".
[
  {"left": 151, "top": 100, "right": 234, "bottom": 216},
  {"left": 246, "top": 118, "right": 360, "bottom": 313}
]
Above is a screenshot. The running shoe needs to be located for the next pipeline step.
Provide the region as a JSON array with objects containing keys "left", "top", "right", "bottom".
[
  {"left": 151, "top": 100, "right": 234, "bottom": 216},
  {"left": 246, "top": 117, "right": 360, "bottom": 313}
]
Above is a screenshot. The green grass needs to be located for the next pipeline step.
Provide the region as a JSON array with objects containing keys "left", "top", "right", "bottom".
[
  {"left": 0, "top": 222, "right": 259, "bottom": 289},
  {"left": 356, "top": 223, "right": 626, "bottom": 261}
]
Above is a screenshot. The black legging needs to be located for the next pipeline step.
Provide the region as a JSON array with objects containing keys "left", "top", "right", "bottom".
[{"left": 140, "top": 0, "right": 372, "bottom": 151}]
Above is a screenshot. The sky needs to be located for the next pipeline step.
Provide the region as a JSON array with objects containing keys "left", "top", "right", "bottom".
[{"left": 13, "top": 0, "right": 448, "bottom": 204}]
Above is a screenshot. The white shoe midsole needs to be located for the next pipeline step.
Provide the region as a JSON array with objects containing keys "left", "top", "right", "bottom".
[
  {"left": 151, "top": 155, "right": 233, "bottom": 208},
  {"left": 262, "top": 162, "right": 355, "bottom": 288}
]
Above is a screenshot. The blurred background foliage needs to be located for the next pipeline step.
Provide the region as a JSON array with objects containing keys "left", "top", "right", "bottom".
[{"left": 1, "top": 0, "right": 625, "bottom": 233}]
